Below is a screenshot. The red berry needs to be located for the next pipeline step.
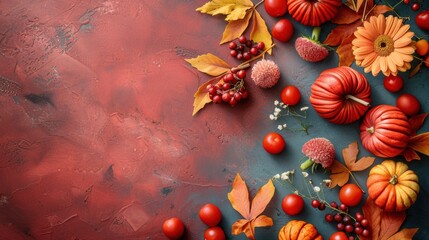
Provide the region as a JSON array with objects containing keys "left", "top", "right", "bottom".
[
  {"left": 325, "top": 213, "right": 334, "bottom": 222},
  {"left": 238, "top": 36, "right": 246, "bottom": 44},
  {"left": 246, "top": 40, "right": 253, "bottom": 48},
  {"left": 236, "top": 53, "right": 243, "bottom": 60},
  {"left": 208, "top": 87, "right": 216, "bottom": 95},
  {"left": 225, "top": 73, "right": 234, "bottom": 83},
  {"left": 337, "top": 223, "right": 345, "bottom": 231},
  {"left": 237, "top": 45, "right": 244, "bottom": 52},
  {"left": 250, "top": 47, "right": 258, "bottom": 55},
  {"left": 345, "top": 224, "right": 354, "bottom": 233},
  {"left": 229, "top": 98, "right": 237, "bottom": 106},
  {"left": 233, "top": 92, "right": 242, "bottom": 101},
  {"left": 213, "top": 95, "right": 222, "bottom": 103},
  {"left": 223, "top": 83, "right": 231, "bottom": 90},
  {"left": 362, "top": 229, "right": 370, "bottom": 237},
  {"left": 339, "top": 203, "right": 348, "bottom": 212},
  {"left": 334, "top": 213, "right": 343, "bottom": 222},
  {"left": 311, "top": 199, "right": 320, "bottom": 208},
  {"left": 412, "top": 2, "right": 420, "bottom": 11},
  {"left": 257, "top": 42, "right": 265, "bottom": 50},
  {"left": 243, "top": 52, "right": 251, "bottom": 60},
  {"left": 403, "top": 0, "right": 410, "bottom": 4},
  {"left": 342, "top": 215, "right": 351, "bottom": 225},
  {"left": 230, "top": 49, "right": 238, "bottom": 57},
  {"left": 229, "top": 41, "right": 237, "bottom": 50},
  {"left": 240, "top": 90, "right": 248, "bottom": 99},
  {"left": 361, "top": 219, "right": 369, "bottom": 227},
  {"left": 318, "top": 203, "right": 326, "bottom": 211},
  {"left": 348, "top": 236, "right": 355, "bottom": 240},
  {"left": 236, "top": 70, "right": 246, "bottom": 79},
  {"left": 330, "top": 201, "right": 338, "bottom": 209},
  {"left": 355, "top": 212, "right": 364, "bottom": 222},
  {"left": 354, "top": 226, "right": 363, "bottom": 235},
  {"left": 222, "top": 92, "right": 231, "bottom": 102}
]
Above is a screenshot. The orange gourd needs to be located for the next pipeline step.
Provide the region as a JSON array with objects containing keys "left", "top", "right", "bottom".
[
  {"left": 367, "top": 160, "right": 419, "bottom": 212},
  {"left": 278, "top": 220, "right": 323, "bottom": 240}
]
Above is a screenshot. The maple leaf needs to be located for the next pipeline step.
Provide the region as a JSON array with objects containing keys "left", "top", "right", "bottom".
[
  {"left": 329, "top": 142, "right": 375, "bottom": 189},
  {"left": 185, "top": 53, "right": 231, "bottom": 76},
  {"left": 387, "top": 228, "right": 419, "bottom": 240},
  {"left": 324, "top": 2, "right": 391, "bottom": 66},
  {"left": 228, "top": 174, "right": 275, "bottom": 240},
  {"left": 196, "top": 0, "right": 254, "bottom": 21}
]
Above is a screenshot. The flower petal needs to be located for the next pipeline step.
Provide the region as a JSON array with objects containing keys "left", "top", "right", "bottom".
[{"left": 393, "top": 24, "right": 411, "bottom": 41}]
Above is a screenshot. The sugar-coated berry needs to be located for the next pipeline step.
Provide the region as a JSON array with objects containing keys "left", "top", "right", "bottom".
[
  {"left": 229, "top": 41, "right": 237, "bottom": 50},
  {"left": 257, "top": 42, "right": 265, "bottom": 50},
  {"left": 239, "top": 36, "right": 246, "bottom": 44}
]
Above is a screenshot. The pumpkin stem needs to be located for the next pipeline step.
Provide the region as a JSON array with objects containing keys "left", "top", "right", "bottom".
[
  {"left": 390, "top": 175, "right": 398, "bottom": 185},
  {"left": 366, "top": 126, "right": 375, "bottom": 134},
  {"left": 300, "top": 159, "right": 314, "bottom": 171},
  {"left": 345, "top": 94, "right": 370, "bottom": 106},
  {"left": 311, "top": 27, "right": 322, "bottom": 41}
]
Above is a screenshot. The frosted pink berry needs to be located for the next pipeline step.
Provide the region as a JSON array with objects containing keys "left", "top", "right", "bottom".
[
  {"left": 301, "top": 137, "right": 335, "bottom": 170},
  {"left": 251, "top": 59, "right": 280, "bottom": 88},
  {"left": 295, "top": 27, "right": 329, "bottom": 63}
]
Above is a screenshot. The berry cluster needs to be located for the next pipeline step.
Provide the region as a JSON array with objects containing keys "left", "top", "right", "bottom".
[
  {"left": 229, "top": 36, "right": 265, "bottom": 61},
  {"left": 311, "top": 199, "right": 371, "bottom": 239},
  {"left": 403, "top": 0, "right": 421, "bottom": 11},
  {"left": 206, "top": 69, "right": 249, "bottom": 106}
]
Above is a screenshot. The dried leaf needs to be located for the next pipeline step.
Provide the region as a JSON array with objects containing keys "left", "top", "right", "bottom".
[
  {"left": 228, "top": 173, "right": 250, "bottom": 219},
  {"left": 331, "top": 5, "right": 362, "bottom": 24},
  {"left": 329, "top": 160, "right": 350, "bottom": 188},
  {"left": 409, "top": 62, "right": 422, "bottom": 78},
  {"left": 250, "top": 10, "right": 272, "bottom": 55},
  {"left": 409, "top": 113, "right": 428, "bottom": 135},
  {"left": 329, "top": 142, "right": 374, "bottom": 187},
  {"left": 196, "top": 0, "right": 254, "bottom": 21},
  {"left": 408, "top": 132, "right": 429, "bottom": 156},
  {"left": 370, "top": 4, "right": 392, "bottom": 16},
  {"left": 221, "top": 9, "right": 253, "bottom": 44},
  {"left": 324, "top": 22, "right": 360, "bottom": 47},
  {"left": 192, "top": 76, "right": 223, "bottom": 116},
  {"left": 379, "top": 211, "right": 407, "bottom": 240},
  {"left": 401, "top": 147, "right": 421, "bottom": 162},
  {"left": 228, "top": 174, "right": 275, "bottom": 239},
  {"left": 336, "top": 31, "right": 356, "bottom": 66},
  {"left": 387, "top": 228, "right": 419, "bottom": 240},
  {"left": 185, "top": 53, "right": 231, "bottom": 76},
  {"left": 362, "top": 197, "right": 381, "bottom": 239},
  {"left": 249, "top": 179, "right": 275, "bottom": 218}
]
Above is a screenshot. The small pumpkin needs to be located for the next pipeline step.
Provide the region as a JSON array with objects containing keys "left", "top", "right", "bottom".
[
  {"left": 367, "top": 160, "right": 419, "bottom": 212},
  {"left": 360, "top": 105, "right": 411, "bottom": 158},
  {"left": 310, "top": 66, "right": 371, "bottom": 124},
  {"left": 287, "top": 0, "right": 342, "bottom": 26},
  {"left": 278, "top": 220, "right": 323, "bottom": 240}
]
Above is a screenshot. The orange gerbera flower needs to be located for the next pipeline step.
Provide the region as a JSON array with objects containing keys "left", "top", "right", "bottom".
[{"left": 352, "top": 15, "right": 415, "bottom": 76}]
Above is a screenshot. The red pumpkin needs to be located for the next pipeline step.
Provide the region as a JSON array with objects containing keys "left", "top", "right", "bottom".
[
  {"left": 360, "top": 105, "right": 411, "bottom": 158},
  {"left": 310, "top": 66, "right": 371, "bottom": 124},
  {"left": 287, "top": 0, "right": 342, "bottom": 26}
]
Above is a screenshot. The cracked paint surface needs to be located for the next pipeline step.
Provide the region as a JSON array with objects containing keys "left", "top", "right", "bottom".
[{"left": 1, "top": 0, "right": 429, "bottom": 240}]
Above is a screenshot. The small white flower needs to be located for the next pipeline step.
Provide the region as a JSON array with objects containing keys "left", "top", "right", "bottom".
[
  {"left": 274, "top": 111, "right": 279, "bottom": 117},
  {"left": 282, "top": 104, "right": 288, "bottom": 109},
  {"left": 302, "top": 172, "right": 309, "bottom": 178},
  {"left": 272, "top": 174, "right": 280, "bottom": 180},
  {"left": 290, "top": 169, "right": 295, "bottom": 175},
  {"left": 281, "top": 172, "right": 289, "bottom": 181},
  {"left": 294, "top": 190, "right": 299, "bottom": 195},
  {"left": 269, "top": 114, "right": 275, "bottom": 120},
  {"left": 313, "top": 186, "right": 321, "bottom": 192},
  {"left": 323, "top": 179, "right": 332, "bottom": 184},
  {"left": 274, "top": 100, "right": 279, "bottom": 106},
  {"left": 300, "top": 106, "right": 309, "bottom": 111},
  {"left": 274, "top": 107, "right": 281, "bottom": 113},
  {"left": 283, "top": 124, "right": 287, "bottom": 128},
  {"left": 279, "top": 102, "right": 285, "bottom": 107},
  {"left": 277, "top": 125, "right": 283, "bottom": 130}
]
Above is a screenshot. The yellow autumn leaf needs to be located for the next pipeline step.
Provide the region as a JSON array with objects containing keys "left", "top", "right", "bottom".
[
  {"left": 185, "top": 53, "right": 231, "bottom": 76},
  {"left": 192, "top": 76, "right": 223, "bottom": 116},
  {"left": 220, "top": 9, "right": 253, "bottom": 44},
  {"left": 196, "top": 0, "right": 253, "bottom": 21},
  {"left": 250, "top": 10, "right": 272, "bottom": 55}
]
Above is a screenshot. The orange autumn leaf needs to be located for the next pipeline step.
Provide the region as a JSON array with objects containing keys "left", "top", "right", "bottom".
[
  {"left": 192, "top": 76, "right": 223, "bottom": 116},
  {"left": 387, "top": 228, "right": 419, "bottom": 240},
  {"left": 196, "top": 0, "right": 254, "bottom": 21},
  {"left": 408, "top": 132, "right": 429, "bottom": 156},
  {"left": 250, "top": 10, "right": 272, "bottom": 55},
  {"left": 362, "top": 197, "right": 382, "bottom": 239},
  {"left": 379, "top": 210, "right": 406, "bottom": 240},
  {"left": 185, "top": 53, "right": 231, "bottom": 76},
  {"left": 228, "top": 174, "right": 275, "bottom": 240},
  {"left": 408, "top": 113, "right": 428, "bottom": 135},
  {"left": 221, "top": 9, "right": 253, "bottom": 44},
  {"left": 329, "top": 142, "right": 374, "bottom": 188}
]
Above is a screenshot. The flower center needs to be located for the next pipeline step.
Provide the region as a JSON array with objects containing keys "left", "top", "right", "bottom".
[{"left": 374, "top": 35, "right": 394, "bottom": 56}]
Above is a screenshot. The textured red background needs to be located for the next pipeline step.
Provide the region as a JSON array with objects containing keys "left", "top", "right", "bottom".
[{"left": 1, "top": 0, "right": 428, "bottom": 240}]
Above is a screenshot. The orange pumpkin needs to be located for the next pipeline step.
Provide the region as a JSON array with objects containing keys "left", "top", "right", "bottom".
[
  {"left": 367, "top": 160, "right": 419, "bottom": 212},
  {"left": 278, "top": 220, "right": 323, "bottom": 240}
]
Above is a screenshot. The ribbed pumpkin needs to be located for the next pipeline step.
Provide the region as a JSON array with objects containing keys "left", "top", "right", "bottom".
[
  {"left": 287, "top": 0, "right": 342, "bottom": 26},
  {"left": 310, "top": 66, "right": 371, "bottom": 124},
  {"left": 367, "top": 160, "right": 419, "bottom": 212},
  {"left": 360, "top": 105, "right": 411, "bottom": 158},
  {"left": 278, "top": 220, "right": 323, "bottom": 240}
]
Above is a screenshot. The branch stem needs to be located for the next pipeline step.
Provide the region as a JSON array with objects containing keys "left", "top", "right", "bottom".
[{"left": 346, "top": 94, "right": 370, "bottom": 106}]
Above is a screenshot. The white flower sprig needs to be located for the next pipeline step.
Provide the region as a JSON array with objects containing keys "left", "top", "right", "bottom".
[{"left": 269, "top": 100, "right": 311, "bottom": 134}]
